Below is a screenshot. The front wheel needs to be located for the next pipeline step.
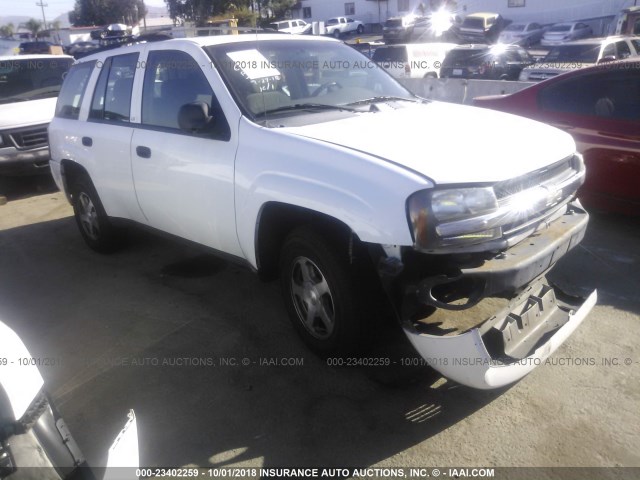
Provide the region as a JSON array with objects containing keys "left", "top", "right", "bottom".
[
  {"left": 279, "top": 227, "right": 364, "bottom": 354},
  {"left": 72, "top": 175, "right": 125, "bottom": 253}
]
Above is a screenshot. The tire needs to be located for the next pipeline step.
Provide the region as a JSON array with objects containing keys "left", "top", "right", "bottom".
[
  {"left": 71, "top": 175, "right": 125, "bottom": 253},
  {"left": 356, "top": 25, "right": 364, "bottom": 35},
  {"left": 333, "top": 29, "right": 341, "bottom": 39},
  {"left": 279, "top": 226, "right": 365, "bottom": 355}
]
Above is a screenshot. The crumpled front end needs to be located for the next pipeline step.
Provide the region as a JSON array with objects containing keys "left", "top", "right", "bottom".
[
  {"left": 404, "top": 280, "right": 596, "bottom": 389},
  {"left": 377, "top": 155, "right": 597, "bottom": 389}
]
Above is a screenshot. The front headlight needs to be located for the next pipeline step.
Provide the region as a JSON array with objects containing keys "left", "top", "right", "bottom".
[
  {"left": 431, "top": 187, "right": 497, "bottom": 221},
  {"left": 408, "top": 187, "right": 501, "bottom": 250}
]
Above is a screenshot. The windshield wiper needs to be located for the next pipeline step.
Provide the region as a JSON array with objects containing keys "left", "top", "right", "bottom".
[
  {"left": 261, "top": 103, "right": 360, "bottom": 115},
  {"left": 346, "top": 96, "right": 421, "bottom": 106}
]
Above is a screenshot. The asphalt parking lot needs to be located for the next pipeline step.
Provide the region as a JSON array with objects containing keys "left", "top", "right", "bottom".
[{"left": 0, "top": 175, "right": 639, "bottom": 471}]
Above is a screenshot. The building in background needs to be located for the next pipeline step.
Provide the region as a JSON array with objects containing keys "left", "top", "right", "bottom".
[{"left": 292, "top": 0, "right": 638, "bottom": 34}]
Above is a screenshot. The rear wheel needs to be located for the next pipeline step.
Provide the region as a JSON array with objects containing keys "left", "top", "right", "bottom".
[
  {"left": 72, "top": 175, "right": 125, "bottom": 253},
  {"left": 333, "top": 29, "right": 341, "bottom": 39},
  {"left": 356, "top": 25, "right": 364, "bottom": 34},
  {"left": 279, "top": 227, "right": 364, "bottom": 354}
]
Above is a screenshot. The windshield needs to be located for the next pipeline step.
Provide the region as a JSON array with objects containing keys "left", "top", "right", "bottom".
[
  {"left": 442, "top": 48, "right": 490, "bottom": 66},
  {"left": 0, "top": 57, "right": 73, "bottom": 104},
  {"left": 544, "top": 44, "right": 600, "bottom": 63},
  {"left": 462, "top": 18, "right": 484, "bottom": 29},
  {"left": 385, "top": 19, "right": 403, "bottom": 28},
  {"left": 372, "top": 46, "right": 408, "bottom": 63},
  {"left": 549, "top": 25, "right": 571, "bottom": 32},
  {"left": 206, "top": 39, "right": 416, "bottom": 124}
]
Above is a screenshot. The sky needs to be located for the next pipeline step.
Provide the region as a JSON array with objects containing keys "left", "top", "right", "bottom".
[{"left": 0, "top": 0, "right": 167, "bottom": 19}]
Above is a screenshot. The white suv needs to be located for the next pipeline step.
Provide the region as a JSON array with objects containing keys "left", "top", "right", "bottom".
[{"left": 49, "top": 35, "right": 596, "bottom": 390}]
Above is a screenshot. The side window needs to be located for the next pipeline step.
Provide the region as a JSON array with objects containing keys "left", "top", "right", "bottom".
[
  {"left": 616, "top": 41, "right": 632, "bottom": 59},
  {"left": 602, "top": 43, "right": 615, "bottom": 58},
  {"left": 540, "top": 71, "right": 640, "bottom": 121},
  {"left": 632, "top": 39, "right": 640, "bottom": 54},
  {"left": 89, "top": 53, "right": 138, "bottom": 122},
  {"left": 55, "top": 61, "right": 95, "bottom": 119},
  {"left": 141, "top": 50, "right": 230, "bottom": 140}
]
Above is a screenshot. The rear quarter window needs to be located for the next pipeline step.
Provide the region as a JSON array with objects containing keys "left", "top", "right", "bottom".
[{"left": 55, "top": 60, "right": 95, "bottom": 120}]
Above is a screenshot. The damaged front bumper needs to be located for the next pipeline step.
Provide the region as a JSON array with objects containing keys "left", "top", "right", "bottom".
[
  {"left": 404, "top": 282, "right": 597, "bottom": 389},
  {"left": 388, "top": 202, "right": 597, "bottom": 389}
]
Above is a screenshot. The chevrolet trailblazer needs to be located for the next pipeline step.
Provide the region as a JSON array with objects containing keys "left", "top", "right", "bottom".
[{"left": 48, "top": 35, "right": 596, "bottom": 389}]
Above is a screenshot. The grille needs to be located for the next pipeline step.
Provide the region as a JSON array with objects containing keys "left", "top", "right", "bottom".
[
  {"left": 495, "top": 155, "right": 583, "bottom": 237},
  {"left": 8, "top": 126, "right": 48, "bottom": 150},
  {"left": 494, "top": 156, "right": 577, "bottom": 199}
]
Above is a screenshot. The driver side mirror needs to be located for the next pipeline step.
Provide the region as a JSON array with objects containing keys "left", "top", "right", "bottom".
[{"left": 178, "top": 102, "right": 214, "bottom": 133}]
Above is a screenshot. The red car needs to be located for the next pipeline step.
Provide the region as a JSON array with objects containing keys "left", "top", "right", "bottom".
[{"left": 474, "top": 59, "right": 640, "bottom": 215}]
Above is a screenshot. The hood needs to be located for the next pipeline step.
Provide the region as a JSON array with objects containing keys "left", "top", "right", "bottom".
[
  {"left": 0, "top": 98, "right": 57, "bottom": 130},
  {"left": 282, "top": 101, "right": 576, "bottom": 185}
]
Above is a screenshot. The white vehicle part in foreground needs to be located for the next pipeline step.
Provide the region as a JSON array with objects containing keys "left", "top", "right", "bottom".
[
  {"left": 404, "top": 289, "right": 597, "bottom": 389},
  {"left": 0, "top": 320, "right": 44, "bottom": 420},
  {"left": 105, "top": 409, "right": 139, "bottom": 479}
]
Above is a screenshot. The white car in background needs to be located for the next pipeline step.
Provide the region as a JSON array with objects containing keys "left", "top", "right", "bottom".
[
  {"left": 372, "top": 42, "right": 457, "bottom": 78},
  {"left": 520, "top": 36, "right": 639, "bottom": 81},
  {"left": 498, "top": 22, "right": 545, "bottom": 47},
  {"left": 268, "top": 19, "right": 311, "bottom": 34},
  {"left": 325, "top": 17, "right": 365, "bottom": 37},
  {"left": 0, "top": 54, "right": 73, "bottom": 176},
  {"left": 541, "top": 22, "right": 592, "bottom": 46}
]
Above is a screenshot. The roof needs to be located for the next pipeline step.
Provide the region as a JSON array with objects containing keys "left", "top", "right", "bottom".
[
  {"left": 0, "top": 54, "right": 74, "bottom": 61},
  {"left": 73, "top": 34, "right": 339, "bottom": 62},
  {"left": 466, "top": 12, "right": 500, "bottom": 19}
]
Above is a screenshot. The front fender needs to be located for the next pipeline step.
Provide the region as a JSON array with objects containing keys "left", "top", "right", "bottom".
[{"left": 234, "top": 117, "right": 431, "bottom": 267}]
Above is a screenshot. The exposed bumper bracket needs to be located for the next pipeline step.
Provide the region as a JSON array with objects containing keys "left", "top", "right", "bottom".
[{"left": 403, "top": 281, "right": 597, "bottom": 390}]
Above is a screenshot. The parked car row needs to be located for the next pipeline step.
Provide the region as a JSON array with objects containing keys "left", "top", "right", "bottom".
[
  {"left": 376, "top": 35, "right": 640, "bottom": 82},
  {"left": 373, "top": 42, "right": 535, "bottom": 81},
  {"left": 380, "top": 10, "right": 598, "bottom": 48}
]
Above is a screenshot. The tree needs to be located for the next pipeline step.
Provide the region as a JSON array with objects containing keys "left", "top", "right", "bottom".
[
  {"left": 24, "top": 18, "right": 43, "bottom": 38},
  {"left": 164, "top": 0, "right": 254, "bottom": 25},
  {"left": 0, "top": 22, "right": 14, "bottom": 38},
  {"left": 260, "top": 0, "right": 295, "bottom": 20},
  {"left": 69, "top": 0, "right": 147, "bottom": 26}
]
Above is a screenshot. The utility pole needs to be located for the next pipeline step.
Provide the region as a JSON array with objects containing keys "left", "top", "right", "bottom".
[{"left": 36, "top": 1, "right": 48, "bottom": 29}]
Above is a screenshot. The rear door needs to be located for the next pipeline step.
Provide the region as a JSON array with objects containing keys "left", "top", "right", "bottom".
[
  {"left": 78, "top": 52, "right": 144, "bottom": 221},
  {"left": 130, "top": 46, "right": 242, "bottom": 255}
]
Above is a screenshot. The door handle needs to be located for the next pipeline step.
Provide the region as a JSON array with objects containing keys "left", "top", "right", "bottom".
[
  {"left": 82, "top": 136, "right": 92, "bottom": 147},
  {"left": 136, "top": 146, "right": 151, "bottom": 158}
]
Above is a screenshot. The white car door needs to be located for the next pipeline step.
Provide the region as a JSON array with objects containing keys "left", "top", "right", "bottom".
[
  {"left": 130, "top": 47, "right": 243, "bottom": 257},
  {"left": 81, "top": 52, "right": 146, "bottom": 222}
]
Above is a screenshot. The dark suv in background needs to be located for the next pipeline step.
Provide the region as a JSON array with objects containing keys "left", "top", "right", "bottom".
[
  {"left": 18, "top": 41, "right": 54, "bottom": 54},
  {"left": 455, "top": 13, "right": 509, "bottom": 44},
  {"left": 440, "top": 44, "right": 535, "bottom": 80},
  {"left": 383, "top": 15, "right": 416, "bottom": 43}
]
